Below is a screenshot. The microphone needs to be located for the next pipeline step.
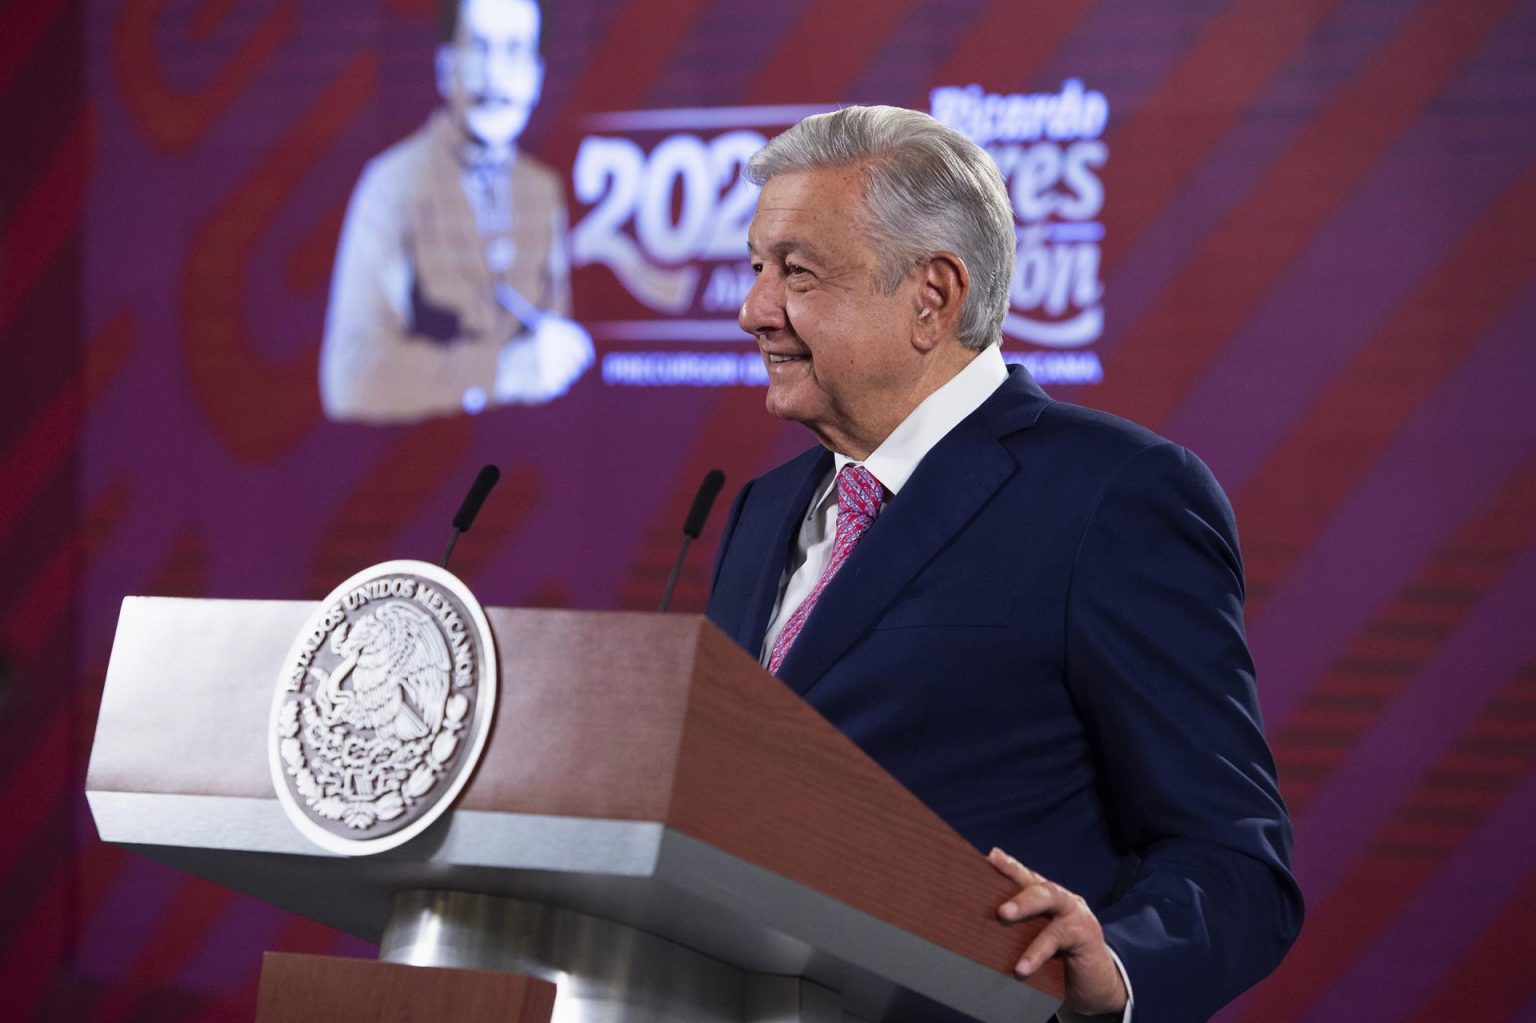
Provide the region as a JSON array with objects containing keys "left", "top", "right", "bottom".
[
  {"left": 440, "top": 464, "right": 501, "bottom": 569},
  {"left": 659, "top": 469, "right": 726, "bottom": 613}
]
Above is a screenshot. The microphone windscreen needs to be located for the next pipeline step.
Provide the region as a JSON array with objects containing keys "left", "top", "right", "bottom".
[
  {"left": 682, "top": 469, "right": 726, "bottom": 538},
  {"left": 452, "top": 464, "right": 501, "bottom": 532}
]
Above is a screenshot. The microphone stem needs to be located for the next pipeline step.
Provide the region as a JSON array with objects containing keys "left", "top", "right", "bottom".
[
  {"left": 658, "top": 535, "right": 694, "bottom": 613},
  {"left": 440, "top": 528, "right": 462, "bottom": 570}
]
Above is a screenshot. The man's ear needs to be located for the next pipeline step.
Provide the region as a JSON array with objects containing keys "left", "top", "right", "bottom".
[
  {"left": 913, "top": 251, "right": 970, "bottom": 351},
  {"left": 434, "top": 45, "right": 457, "bottom": 103}
]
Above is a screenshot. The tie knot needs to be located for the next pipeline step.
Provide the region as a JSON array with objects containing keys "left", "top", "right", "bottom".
[{"left": 837, "top": 464, "right": 884, "bottom": 524}]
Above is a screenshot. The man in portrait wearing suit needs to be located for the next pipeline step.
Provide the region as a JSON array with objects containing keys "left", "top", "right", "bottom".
[
  {"left": 705, "top": 106, "right": 1303, "bottom": 1023},
  {"left": 320, "top": 0, "right": 593, "bottom": 424}
]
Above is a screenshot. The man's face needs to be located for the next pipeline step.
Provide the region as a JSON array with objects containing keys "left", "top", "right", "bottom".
[
  {"left": 438, "top": 0, "right": 543, "bottom": 150},
  {"left": 741, "top": 166, "right": 925, "bottom": 458}
]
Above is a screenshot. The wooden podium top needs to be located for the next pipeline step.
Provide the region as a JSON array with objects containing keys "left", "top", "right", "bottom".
[{"left": 88, "top": 597, "right": 1061, "bottom": 1023}]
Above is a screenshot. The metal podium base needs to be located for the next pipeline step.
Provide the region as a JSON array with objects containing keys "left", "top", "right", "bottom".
[{"left": 379, "top": 890, "right": 849, "bottom": 1023}]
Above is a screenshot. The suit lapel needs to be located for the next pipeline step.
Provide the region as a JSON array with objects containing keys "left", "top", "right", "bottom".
[
  {"left": 776, "top": 370, "right": 1051, "bottom": 695},
  {"left": 732, "top": 448, "right": 832, "bottom": 656}
]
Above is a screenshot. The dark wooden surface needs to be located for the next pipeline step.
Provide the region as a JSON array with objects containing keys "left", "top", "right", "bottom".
[
  {"left": 255, "top": 952, "right": 555, "bottom": 1022},
  {"left": 670, "top": 622, "right": 1065, "bottom": 998},
  {"left": 461, "top": 608, "right": 699, "bottom": 819}
]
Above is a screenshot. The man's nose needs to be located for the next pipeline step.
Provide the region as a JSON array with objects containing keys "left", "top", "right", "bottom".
[
  {"left": 484, "top": 52, "right": 516, "bottom": 89},
  {"left": 483, "top": 46, "right": 534, "bottom": 88},
  {"left": 739, "top": 271, "right": 785, "bottom": 336}
]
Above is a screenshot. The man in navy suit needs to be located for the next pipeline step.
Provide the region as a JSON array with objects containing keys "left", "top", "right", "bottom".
[{"left": 705, "top": 106, "right": 1302, "bottom": 1023}]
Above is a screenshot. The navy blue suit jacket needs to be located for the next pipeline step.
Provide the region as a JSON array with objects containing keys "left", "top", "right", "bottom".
[{"left": 706, "top": 368, "right": 1302, "bottom": 1023}]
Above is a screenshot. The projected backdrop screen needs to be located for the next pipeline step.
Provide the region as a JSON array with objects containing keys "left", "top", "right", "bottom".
[
  {"left": 82, "top": 0, "right": 1137, "bottom": 619},
  {"left": 66, "top": 0, "right": 1536, "bottom": 1020}
]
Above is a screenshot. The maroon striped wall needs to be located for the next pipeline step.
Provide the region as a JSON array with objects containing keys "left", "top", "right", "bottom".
[{"left": 2, "top": 0, "right": 1534, "bottom": 1020}]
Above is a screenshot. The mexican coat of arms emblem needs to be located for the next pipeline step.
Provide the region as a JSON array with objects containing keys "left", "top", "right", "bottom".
[{"left": 268, "top": 560, "right": 497, "bottom": 855}]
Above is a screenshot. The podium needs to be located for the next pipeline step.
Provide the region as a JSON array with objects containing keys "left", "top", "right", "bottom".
[{"left": 87, "top": 597, "right": 1063, "bottom": 1022}]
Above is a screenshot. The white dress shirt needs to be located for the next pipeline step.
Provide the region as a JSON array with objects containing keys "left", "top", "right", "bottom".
[{"left": 757, "top": 343, "right": 1134, "bottom": 1023}]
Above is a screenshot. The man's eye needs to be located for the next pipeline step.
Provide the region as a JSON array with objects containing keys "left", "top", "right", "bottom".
[
  {"left": 750, "top": 262, "right": 764, "bottom": 274},
  {"left": 786, "top": 263, "right": 807, "bottom": 275}
]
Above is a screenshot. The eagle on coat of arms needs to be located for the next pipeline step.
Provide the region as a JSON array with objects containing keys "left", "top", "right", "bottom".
[{"left": 316, "top": 601, "right": 452, "bottom": 742}]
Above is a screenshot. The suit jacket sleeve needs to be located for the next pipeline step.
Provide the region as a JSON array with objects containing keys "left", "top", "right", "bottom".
[{"left": 1064, "top": 441, "right": 1303, "bottom": 1023}]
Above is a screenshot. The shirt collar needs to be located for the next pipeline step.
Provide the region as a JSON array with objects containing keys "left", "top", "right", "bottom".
[
  {"left": 428, "top": 108, "right": 518, "bottom": 172},
  {"left": 832, "top": 343, "right": 1008, "bottom": 496}
]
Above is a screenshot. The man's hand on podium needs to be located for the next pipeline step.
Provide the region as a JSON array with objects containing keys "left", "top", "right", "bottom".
[{"left": 989, "top": 847, "right": 1129, "bottom": 1019}]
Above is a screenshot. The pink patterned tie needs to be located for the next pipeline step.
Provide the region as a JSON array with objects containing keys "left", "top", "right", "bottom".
[{"left": 767, "top": 464, "right": 885, "bottom": 674}]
